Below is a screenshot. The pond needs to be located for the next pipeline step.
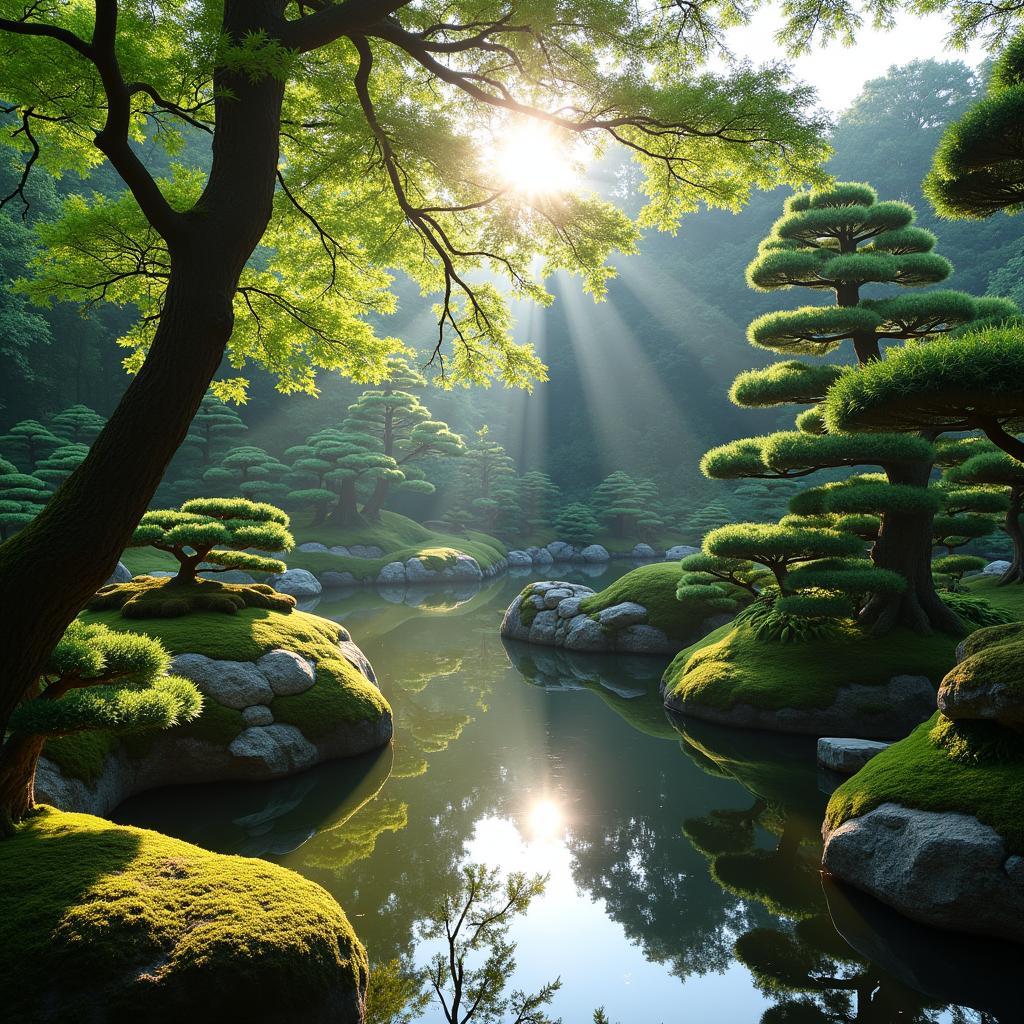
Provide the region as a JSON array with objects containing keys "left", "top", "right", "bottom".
[{"left": 115, "top": 565, "right": 1023, "bottom": 1023}]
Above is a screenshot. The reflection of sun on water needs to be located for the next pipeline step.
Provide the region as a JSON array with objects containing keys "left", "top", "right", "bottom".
[{"left": 527, "top": 798, "right": 564, "bottom": 841}]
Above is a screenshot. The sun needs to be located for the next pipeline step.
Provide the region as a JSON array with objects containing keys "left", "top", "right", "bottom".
[
  {"left": 491, "top": 121, "right": 580, "bottom": 197},
  {"left": 527, "top": 798, "right": 564, "bottom": 840}
]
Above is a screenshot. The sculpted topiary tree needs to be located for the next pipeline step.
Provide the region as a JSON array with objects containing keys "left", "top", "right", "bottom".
[
  {"left": 517, "top": 471, "right": 561, "bottom": 536},
  {"left": 448, "top": 426, "right": 515, "bottom": 532},
  {"left": 47, "top": 404, "right": 106, "bottom": 445},
  {"left": 34, "top": 443, "right": 89, "bottom": 489},
  {"left": 0, "top": 418, "right": 61, "bottom": 471},
  {"left": 91, "top": 497, "right": 295, "bottom": 617},
  {"left": 0, "top": 459, "right": 47, "bottom": 540},
  {"left": 554, "top": 503, "right": 600, "bottom": 547},
  {"left": 285, "top": 427, "right": 403, "bottom": 526},
  {"left": 0, "top": 1, "right": 829, "bottom": 759},
  {"left": 947, "top": 451, "right": 1024, "bottom": 583},
  {"left": 924, "top": 33, "right": 1024, "bottom": 220},
  {"left": 180, "top": 394, "right": 248, "bottom": 471},
  {"left": 345, "top": 359, "right": 463, "bottom": 520},
  {"left": 705, "top": 182, "right": 1008, "bottom": 633},
  {"left": 685, "top": 500, "right": 735, "bottom": 544},
  {"left": 0, "top": 620, "right": 200, "bottom": 833},
  {"left": 203, "top": 445, "right": 290, "bottom": 504},
  {"left": 591, "top": 471, "right": 664, "bottom": 540}
]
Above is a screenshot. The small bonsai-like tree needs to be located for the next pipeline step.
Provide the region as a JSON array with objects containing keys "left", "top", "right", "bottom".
[
  {"left": 592, "top": 471, "right": 663, "bottom": 540},
  {"left": 449, "top": 426, "right": 517, "bottom": 532},
  {"left": 932, "top": 554, "right": 988, "bottom": 592},
  {"left": 181, "top": 394, "right": 248, "bottom": 470},
  {"left": 0, "top": 620, "right": 201, "bottom": 832},
  {"left": 0, "top": 459, "right": 48, "bottom": 540},
  {"left": 33, "top": 443, "right": 89, "bottom": 489},
  {"left": 685, "top": 500, "right": 735, "bottom": 544},
  {"left": 203, "top": 445, "right": 290, "bottom": 504},
  {"left": 47, "top": 404, "right": 106, "bottom": 445},
  {"left": 517, "top": 471, "right": 561, "bottom": 536},
  {"left": 90, "top": 498, "right": 296, "bottom": 617},
  {"left": 554, "top": 502, "right": 600, "bottom": 546}
]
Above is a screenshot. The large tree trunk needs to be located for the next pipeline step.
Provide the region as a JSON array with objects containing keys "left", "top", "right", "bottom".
[
  {"left": 0, "top": 0, "right": 286, "bottom": 827},
  {"left": 0, "top": 733, "right": 46, "bottom": 836},
  {"left": 860, "top": 458, "right": 964, "bottom": 635},
  {"left": 336, "top": 477, "right": 360, "bottom": 526},
  {"left": 1000, "top": 487, "right": 1024, "bottom": 585},
  {"left": 361, "top": 477, "right": 390, "bottom": 521}
]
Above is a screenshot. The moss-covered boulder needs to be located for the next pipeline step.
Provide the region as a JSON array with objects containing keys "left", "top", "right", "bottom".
[
  {"left": 823, "top": 624, "right": 1024, "bottom": 942},
  {"left": 1, "top": 807, "right": 367, "bottom": 1023},
  {"left": 500, "top": 563, "right": 737, "bottom": 655},
  {"left": 662, "top": 617, "right": 957, "bottom": 738},
  {"left": 36, "top": 608, "right": 391, "bottom": 816}
]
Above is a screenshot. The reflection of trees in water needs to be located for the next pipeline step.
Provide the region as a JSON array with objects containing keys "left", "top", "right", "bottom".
[{"left": 674, "top": 718, "right": 986, "bottom": 1024}]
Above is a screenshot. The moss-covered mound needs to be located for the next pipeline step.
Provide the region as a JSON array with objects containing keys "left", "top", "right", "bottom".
[
  {"left": 0, "top": 807, "right": 367, "bottom": 1023},
  {"left": 823, "top": 624, "right": 1024, "bottom": 942},
  {"left": 40, "top": 607, "right": 391, "bottom": 814},
  {"left": 288, "top": 510, "right": 506, "bottom": 580},
  {"left": 965, "top": 573, "right": 1024, "bottom": 618},
  {"left": 662, "top": 618, "right": 957, "bottom": 737},
  {"left": 578, "top": 562, "right": 745, "bottom": 642},
  {"left": 88, "top": 575, "right": 296, "bottom": 617}
]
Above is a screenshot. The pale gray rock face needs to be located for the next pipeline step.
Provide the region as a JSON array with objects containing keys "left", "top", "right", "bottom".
[
  {"left": 983, "top": 560, "right": 1012, "bottom": 575},
  {"left": 298, "top": 541, "right": 329, "bottom": 552},
  {"left": 938, "top": 663, "right": 1024, "bottom": 724},
  {"left": 105, "top": 561, "right": 133, "bottom": 585},
  {"left": 666, "top": 545, "right": 701, "bottom": 560},
  {"left": 349, "top": 544, "right": 384, "bottom": 558},
  {"left": 404, "top": 557, "right": 435, "bottom": 582},
  {"left": 817, "top": 737, "right": 891, "bottom": 774},
  {"left": 527, "top": 546, "right": 554, "bottom": 565},
  {"left": 449, "top": 555, "right": 484, "bottom": 580},
  {"left": 243, "top": 705, "right": 274, "bottom": 726},
  {"left": 616, "top": 624, "right": 673, "bottom": 654},
  {"left": 500, "top": 594, "right": 531, "bottom": 641},
  {"left": 564, "top": 616, "right": 607, "bottom": 651},
  {"left": 329, "top": 545, "right": 350, "bottom": 556},
  {"left": 268, "top": 568, "right": 322, "bottom": 597},
  {"left": 598, "top": 601, "right": 647, "bottom": 630},
  {"left": 580, "top": 544, "right": 611, "bottom": 563},
  {"left": 197, "top": 569, "right": 257, "bottom": 584},
  {"left": 542, "top": 587, "right": 573, "bottom": 608},
  {"left": 377, "top": 560, "right": 407, "bottom": 584},
  {"left": 557, "top": 597, "right": 584, "bottom": 618},
  {"left": 320, "top": 570, "right": 357, "bottom": 587},
  {"left": 507, "top": 549, "right": 533, "bottom": 567},
  {"left": 632, "top": 543, "right": 658, "bottom": 559},
  {"left": 171, "top": 653, "right": 275, "bottom": 709},
  {"left": 547, "top": 541, "right": 576, "bottom": 561},
  {"left": 257, "top": 649, "right": 316, "bottom": 696},
  {"left": 229, "top": 724, "right": 319, "bottom": 775},
  {"left": 337, "top": 639, "right": 377, "bottom": 685},
  {"left": 822, "top": 802, "right": 1024, "bottom": 943},
  {"left": 529, "top": 609, "right": 560, "bottom": 645}
]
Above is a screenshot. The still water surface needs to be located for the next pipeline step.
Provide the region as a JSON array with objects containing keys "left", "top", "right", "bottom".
[{"left": 116, "top": 565, "right": 1023, "bottom": 1023}]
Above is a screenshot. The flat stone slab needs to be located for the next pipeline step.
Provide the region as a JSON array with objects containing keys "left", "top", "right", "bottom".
[{"left": 817, "top": 737, "right": 891, "bottom": 774}]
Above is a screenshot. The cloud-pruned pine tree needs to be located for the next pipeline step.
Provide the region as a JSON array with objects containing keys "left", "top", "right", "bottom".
[
  {"left": 34, "top": 443, "right": 90, "bottom": 490},
  {"left": 517, "top": 472, "right": 561, "bottom": 536},
  {"left": 203, "top": 445, "right": 290, "bottom": 505},
  {"left": 702, "top": 182, "right": 1007, "bottom": 633},
  {"left": 592, "top": 471, "right": 665, "bottom": 540},
  {"left": 47, "top": 404, "right": 105, "bottom": 445},
  {"left": 554, "top": 503, "right": 601, "bottom": 546},
  {"left": 344, "top": 358, "right": 463, "bottom": 521},
  {"left": 0, "top": 458, "right": 47, "bottom": 540},
  {"left": 448, "top": 426, "right": 517, "bottom": 533},
  {"left": 0, "top": 418, "right": 62, "bottom": 471},
  {"left": 924, "top": 33, "right": 1024, "bottom": 220}
]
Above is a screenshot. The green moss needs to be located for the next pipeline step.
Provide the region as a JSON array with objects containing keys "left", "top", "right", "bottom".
[
  {"left": 965, "top": 574, "right": 1024, "bottom": 618},
  {"left": 664, "top": 619, "right": 956, "bottom": 712},
  {"left": 288, "top": 510, "right": 506, "bottom": 578},
  {"left": 116, "top": 547, "right": 178, "bottom": 576},
  {"left": 518, "top": 583, "right": 541, "bottom": 628},
  {"left": 275, "top": 659, "right": 390, "bottom": 738},
  {"left": 44, "top": 731, "right": 119, "bottom": 786},
  {"left": 826, "top": 712, "right": 1024, "bottom": 853},
  {"left": 579, "top": 562, "right": 743, "bottom": 641},
  {"left": 88, "top": 576, "right": 295, "bottom": 618},
  {"left": 0, "top": 807, "right": 367, "bottom": 1020}
]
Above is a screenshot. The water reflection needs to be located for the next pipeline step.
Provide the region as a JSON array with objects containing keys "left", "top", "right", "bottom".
[{"left": 115, "top": 568, "right": 1018, "bottom": 1023}]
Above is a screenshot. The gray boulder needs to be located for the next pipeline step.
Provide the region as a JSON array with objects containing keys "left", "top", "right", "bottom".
[
  {"left": 507, "top": 549, "right": 533, "bottom": 567},
  {"left": 817, "top": 737, "right": 891, "bottom": 774},
  {"left": 615, "top": 624, "right": 673, "bottom": 653},
  {"left": 242, "top": 705, "right": 274, "bottom": 726},
  {"left": 228, "top": 724, "right": 319, "bottom": 775},
  {"left": 564, "top": 616, "right": 607, "bottom": 651},
  {"left": 580, "top": 544, "right": 610, "bottom": 563},
  {"left": 822, "top": 802, "right": 1024, "bottom": 943},
  {"left": 547, "top": 541, "right": 575, "bottom": 562},
  {"left": 171, "top": 654, "right": 274, "bottom": 710},
  {"left": 598, "top": 601, "right": 647, "bottom": 630},
  {"left": 329, "top": 545, "right": 351, "bottom": 556},
  {"left": 197, "top": 568, "right": 257, "bottom": 584},
  {"left": 500, "top": 595, "right": 531, "bottom": 641},
  {"left": 938, "top": 662, "right": 1024, "bottom": 725},
  {"left": 526, "top": 546, "right": 554, "bottom": 565},
  {"left": 404, "top": 557, "right": 436, "bottom": 582},
  {"left": 666, "top": 545, "right": 700, "bottom": 560},
  {"left": 349, "top": 544, "right": 384, "bottom": 558},
  {"left": 983, "top": 560, "right": 1012, "bottom": 575},
  {"left": 268, "top": 568, "right": 322, "bottom": 597},
  {"left": 450, "top": 555, "right": 484, "bottom": 580},
  {"left": 542, "top": 587, "right": 573, "bottom": 608},
  {"left": 257, "top": 649, "right": 316, "bottom": 696},
  {"left": 632, "top": 543, "right": 658, "bottom": 559},
  {"left": 297, "top": 541, "right": 329, "bottom": 553},
  {"left": 377, "top": 561, "right": 407, "bottom": 585},
  {"left": 321, "top": 570, "right": 357, "bottom": 587},
  {"left": 557, "top": 597, "right": 584, "bottom": 618},
  {"left": 105, "top": 561, "right": 133, "bottom": 586},
  {"left": 528, "top": 610, "right": 560, "bottom": 645}
]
